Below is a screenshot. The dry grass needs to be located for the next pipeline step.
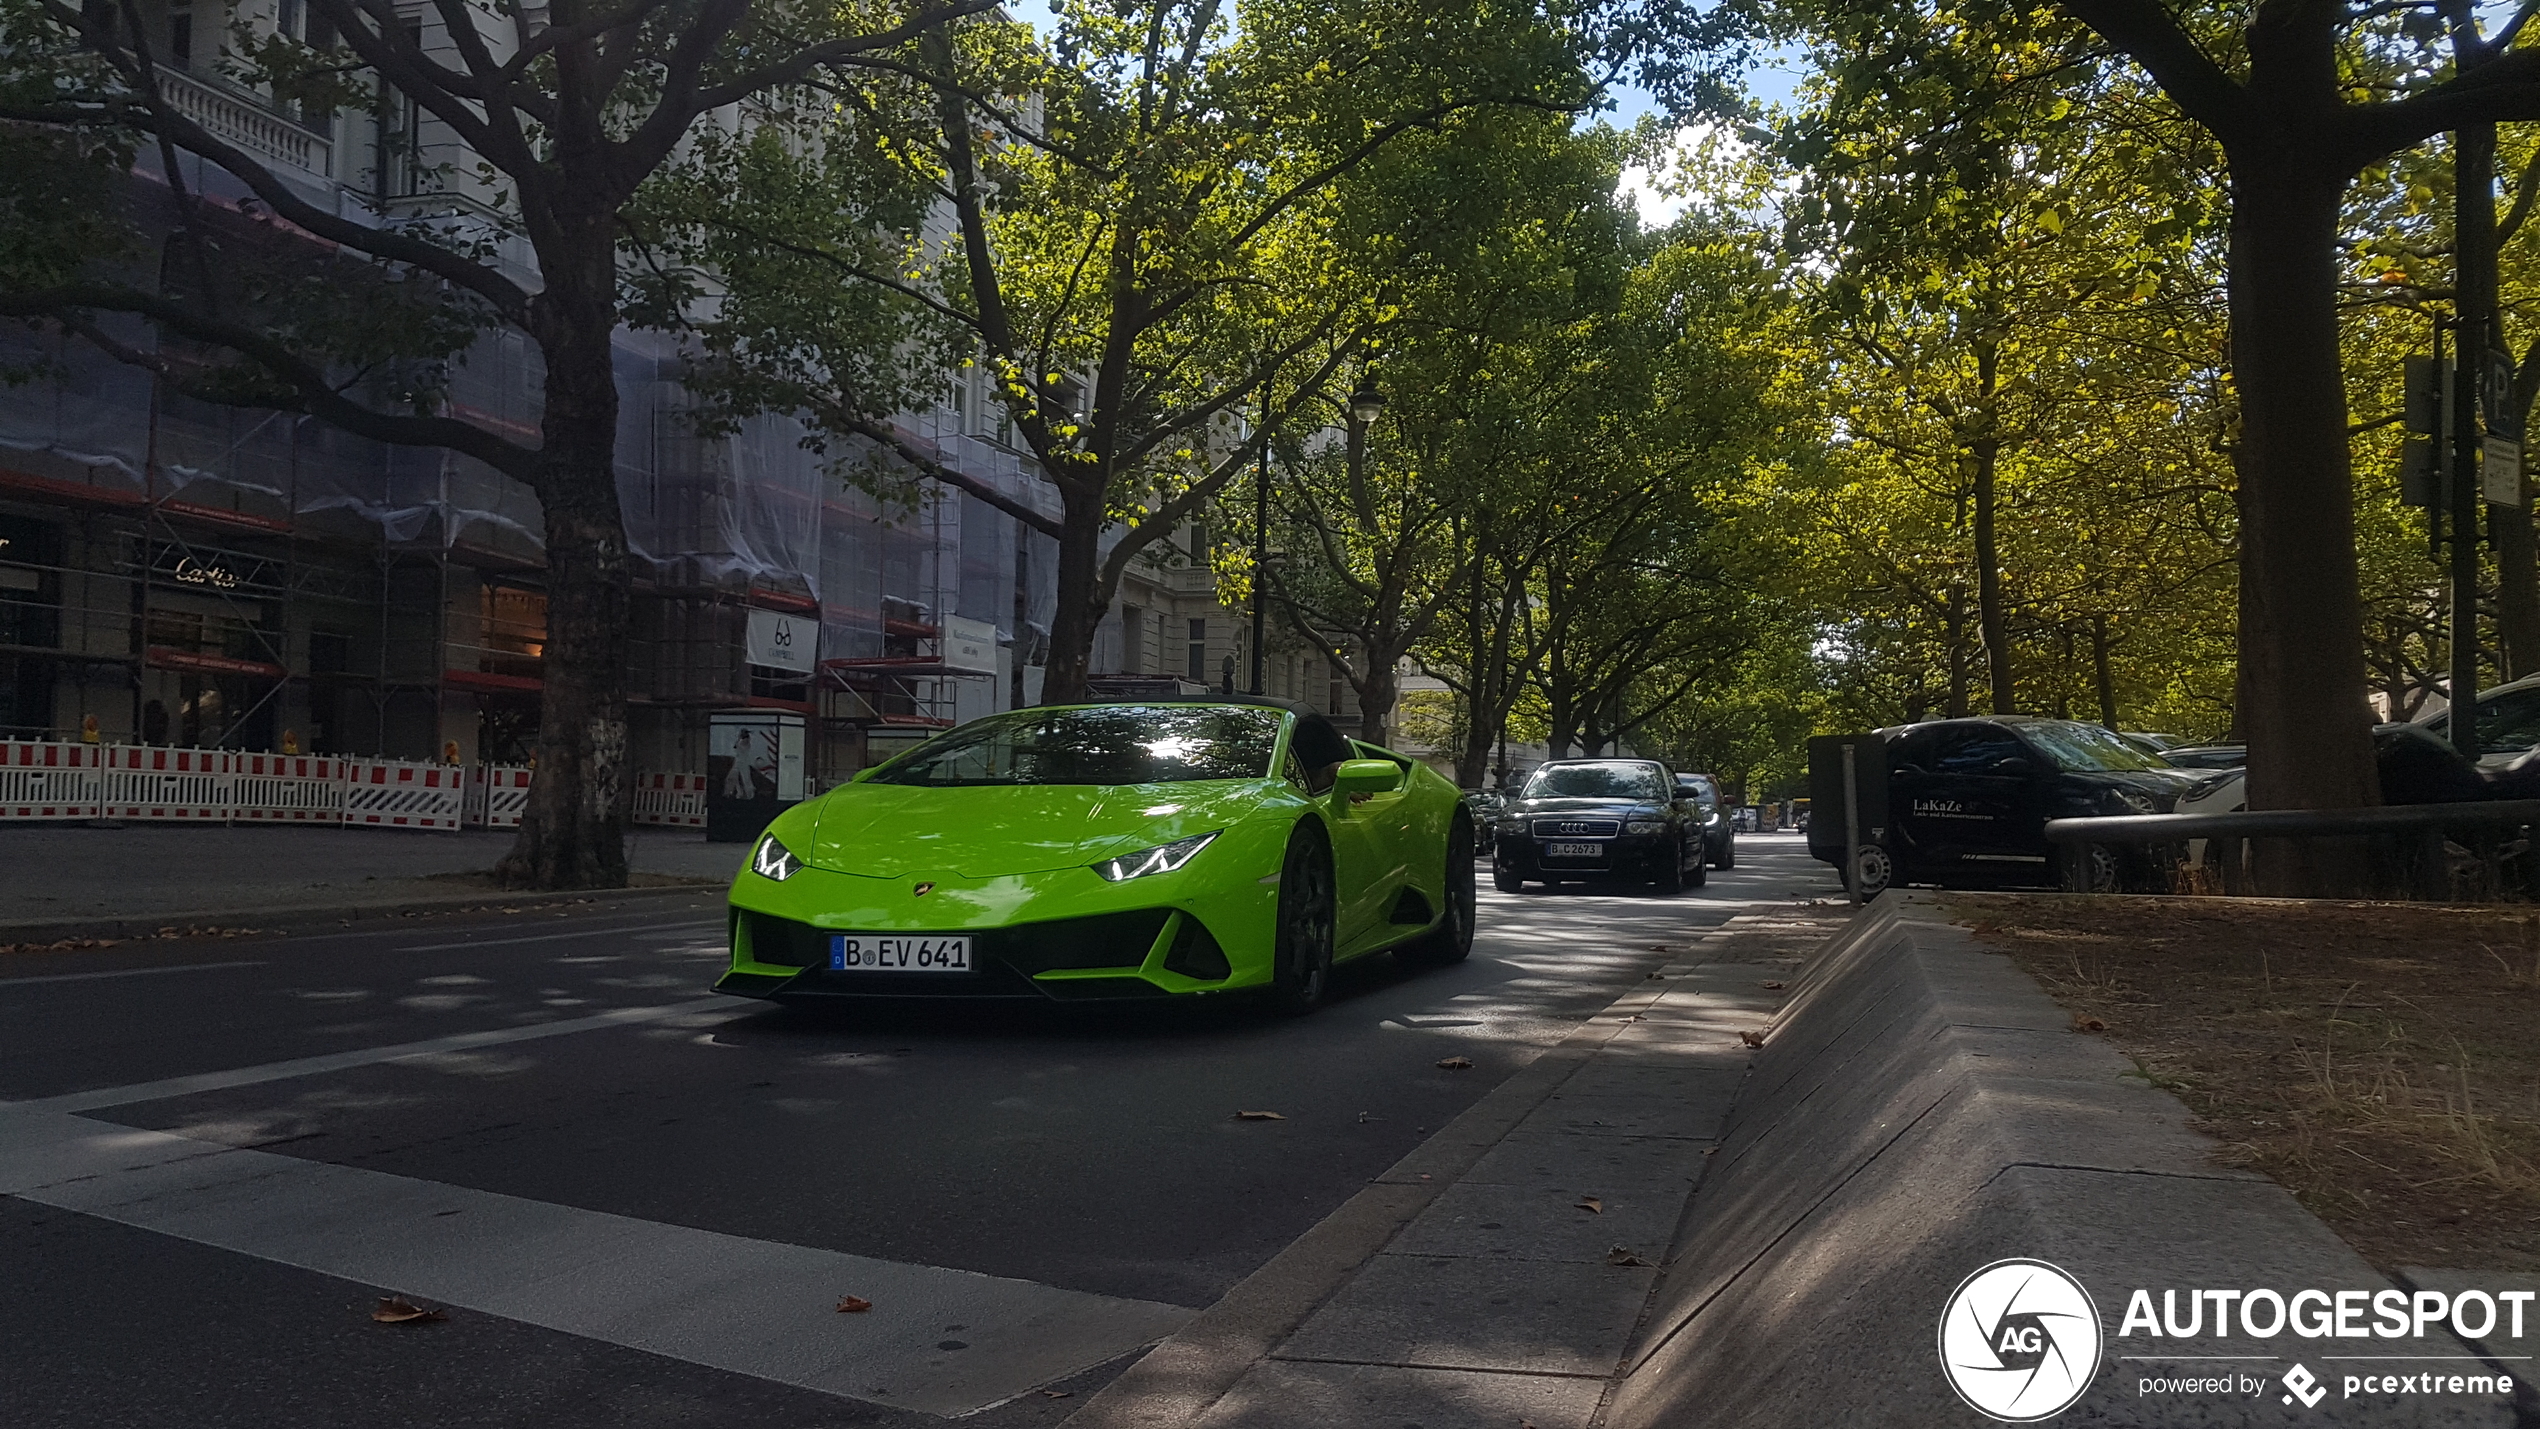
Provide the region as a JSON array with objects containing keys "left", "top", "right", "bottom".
[{"left": 1952, "top": 894, "right": 2540, "bottom": 1273}]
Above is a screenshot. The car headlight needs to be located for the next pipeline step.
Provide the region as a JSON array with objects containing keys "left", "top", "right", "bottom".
[
  {"left": 1093, "top": 830, "right": 1219, "bottom": 882},
  {"left": 751, "top": 832, "right": 802, "bottom": 881},
  {"left": 1624, "top": 820, "right": 1667, "bottom": 836}
]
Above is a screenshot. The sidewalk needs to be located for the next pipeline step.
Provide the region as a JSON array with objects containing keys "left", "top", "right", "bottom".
[
  {"left": 0, "top": 823, "right": 741, "bottom": 940},
  {"left": 1067, "top": 904, "right": 1853, "bottom": 1429}
]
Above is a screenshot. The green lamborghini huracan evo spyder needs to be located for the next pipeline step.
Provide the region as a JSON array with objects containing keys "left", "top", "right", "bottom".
[{"left": 715, "top": 698, "right": 1476, "bottom": 1013}]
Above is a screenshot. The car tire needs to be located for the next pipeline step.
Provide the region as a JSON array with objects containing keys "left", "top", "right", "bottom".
[
  {"left": 1269, "top": 824, "right": 1337, "bottom": 1015},
  {"left": 1687, "top": 843, "right": 1708, "bottom": 887},
  {"left": 1400, "top": 818, "right": 1477, "bottom": 968},
  {"left": 1492, "top": 865, "right": 1524, "bottom": 894},
  {"left": 1654, "top": 837, "right": 1687, "bottom": 894},
  {"left": 1842, "top": 844, "right": 1893, "bottom": 898},
  {"left": 1714, "top": 837, "right": 1735, "bottom": 870}
]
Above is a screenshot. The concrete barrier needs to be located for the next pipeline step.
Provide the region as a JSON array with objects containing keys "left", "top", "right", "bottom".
[{"left": 1604, "top": 892, "right": 2516, "bottom": 1428}]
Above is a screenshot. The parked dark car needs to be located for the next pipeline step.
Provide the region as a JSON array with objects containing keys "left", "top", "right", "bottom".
[
  {"left": 1460, "top": 789, "right": 1506, "bottom": 853},
  {"left": 1493, "top": 758, "right": 1706, "bottom": 894},
  {"left": 2159, "top": 744, "right": 2246, "bottom": 770},
  {"left": 1674, "top": 771, "right": 1736, "bottom": 869},
  {"left": 1819, "top": 716, "right": 2206, "bottom": 895}
]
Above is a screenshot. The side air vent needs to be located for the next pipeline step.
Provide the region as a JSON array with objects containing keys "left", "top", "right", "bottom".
[
  {"left": 1388, "top": 886, "right": 1434, "bottom": 926},
  {"left": 1161, "top": 914, "right": 1232, "bottom": 980}
]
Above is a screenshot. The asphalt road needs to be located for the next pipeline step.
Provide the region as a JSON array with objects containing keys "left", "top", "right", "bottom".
[{"left": 0, "top": 833, "right": 1836, "bottom": 1428}]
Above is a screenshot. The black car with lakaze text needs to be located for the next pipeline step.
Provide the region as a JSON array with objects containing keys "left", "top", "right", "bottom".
[
  {"left": 1492, "top": 759, "right": 1707, "bottom": 894},
  {"left": 1843, "top": 716, "right": 2204, "bottom": 894}
]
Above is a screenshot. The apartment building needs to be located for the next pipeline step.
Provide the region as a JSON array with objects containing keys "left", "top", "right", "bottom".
[{"left": 0, "top": 1, "right": 1378, "bottom": 779}]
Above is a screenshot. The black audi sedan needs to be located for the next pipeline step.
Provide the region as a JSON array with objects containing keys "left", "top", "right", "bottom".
[
  {"left": 1492, "top": 758, "right": 1707, "bottom": 893},
  {"left": 1819, "top": 715, "right": 2206, "bottom": 894}
]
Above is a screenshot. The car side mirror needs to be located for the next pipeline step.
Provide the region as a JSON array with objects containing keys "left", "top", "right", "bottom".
[{"left": 1332, "top": 758, "right": 1404, "bottom": 801}]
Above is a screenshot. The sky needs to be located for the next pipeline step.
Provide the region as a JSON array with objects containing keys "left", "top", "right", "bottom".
[{"left": 1007, "top": 2, "right": 1814, "bottom": 230}]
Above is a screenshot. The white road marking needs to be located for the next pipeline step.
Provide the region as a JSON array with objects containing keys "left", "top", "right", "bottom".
[
  {"left": 0, "top": 1107, "right": 1187, "bottom": 1415},
  {"left": 13, "top": 997, "right": 744, "bottom": 1115},
  {"left": 0, "top": 960, "right": 268, "bottom": 989}
]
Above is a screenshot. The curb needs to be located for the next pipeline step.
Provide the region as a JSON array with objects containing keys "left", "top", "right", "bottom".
[
  {"left": 0, "top": 880, "right": 724, "bottom": 950},
  {"left": 1057, "top": 937, "right": 1710, "bottom": 1429}
]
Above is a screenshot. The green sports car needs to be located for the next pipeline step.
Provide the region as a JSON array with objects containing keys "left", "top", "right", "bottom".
[{"left": 714, "top": 698, "right": 1476, "bottom": 1013}]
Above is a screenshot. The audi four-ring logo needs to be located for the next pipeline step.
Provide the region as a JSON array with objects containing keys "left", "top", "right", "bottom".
[{"left": 1561, "top": 823, "right": 1591, "bottom": 833}]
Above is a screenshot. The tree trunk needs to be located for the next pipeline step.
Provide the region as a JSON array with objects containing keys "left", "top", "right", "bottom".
[
  {"left": 2498, "top": 506, "right": 2540, "bottom": 678},
  {"left": 2228, "top": 156, "right": 2380, "bottom": 885},
  {"left": 1945, "top": 580, "right": 1971, "bottom": 718},
  {"left": 2091, "top": 614, "right": 2118, "bottom": 730},
  {"left": 1357, "top": 640, "right": 1397, "bottom": 745},
  {"left": 1041, "top": 494, "right": 1105, "bottom": 705},
  {"left": 1971, "top": 339, "right": 2013, "bottom": 714},
  {"left": 498, "top": 255, "right": 630, "bottom": 890}
]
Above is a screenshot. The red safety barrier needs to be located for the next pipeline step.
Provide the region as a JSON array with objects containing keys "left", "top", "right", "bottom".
[
  {"left": 230, "top": 753, "right": 348, "bottom": 823},
  {"left": 630, "top": 771, "right": 708, "bottom": 828},
  {"left": 98, "top": 745, "right": 234, "bottom": 820},
  {"left": 343, "top": 760, "right": 467, "bottom": 831},
  {"left": 467, "top": 764, "right": 534, "bottom": 829},
  {"left": 0, "top": 741, "right": 104, "bottom": 819}
]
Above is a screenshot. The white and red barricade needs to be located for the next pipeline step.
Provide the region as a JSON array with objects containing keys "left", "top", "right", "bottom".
[
  {"left": 629, "top": 771, "right": 708, "bottom": 828},
  {"left": 466, "top": 764, "right": 535, "bottom": 828},
  {"left": 230, "top": 753, "right": 348, "bottom": 823},
  {"left": 0, "top": 745, "right": 711, "bottom": 833},
  {"left": 342, "top": 759, "right": 468, "bottom": 830},
  {"left": 99, "top": 745, "right": 234, "bottom": 820},
  {"left": 0, "top": 741, "right": 104, "bottom": 820}
]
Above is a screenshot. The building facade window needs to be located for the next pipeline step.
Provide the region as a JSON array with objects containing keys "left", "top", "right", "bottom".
[{"left": 1186, "top": 618, "right": 1206, "bottom": 683}]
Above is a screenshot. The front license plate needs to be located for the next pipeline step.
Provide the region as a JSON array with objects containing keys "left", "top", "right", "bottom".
[
  {"left": 830, "top": 934, "right": 972, "bottom": 972},
  {"left": 1544, "top": 842, "right": 1604, "bottom": 859}
]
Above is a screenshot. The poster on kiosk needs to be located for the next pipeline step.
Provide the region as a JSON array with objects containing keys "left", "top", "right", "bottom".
[{"left": 707, "top": 710, "right": 807, "bottom": 843}]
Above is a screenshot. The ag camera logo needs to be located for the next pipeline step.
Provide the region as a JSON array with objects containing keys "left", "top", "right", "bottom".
[{"left": 1940, "top": 1259, "right": 2104, "bottom": 1421}]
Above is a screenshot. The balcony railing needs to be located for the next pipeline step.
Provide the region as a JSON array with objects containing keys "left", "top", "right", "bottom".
[{"left": 155, "top": 69, "right": 331, "bottom": 180}]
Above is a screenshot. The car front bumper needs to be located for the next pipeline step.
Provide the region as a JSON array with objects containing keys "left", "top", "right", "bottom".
[
  {"left": 716, "top": 854, "right": 1279, "bottom": 1001},
  {"left": 1493, "top": 831, "right": 1675, "bottom": 880}
]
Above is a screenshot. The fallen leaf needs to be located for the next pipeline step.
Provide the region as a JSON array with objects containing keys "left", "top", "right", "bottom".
[
  {"left": 1740, "top": 1030, "right": 1766, "bottom": 1048},
  {"left": 2071, "top": 1013, "right": 2108, "bottom": 1033},
  {"left": 836, "top": 1295, "right": 873, "bottom": 1313},
  {"left": 371, "top": 1296, "right": 446, "bottom": 1324},
  {"left": 1646, "top": 971, "right": 1667, "bottom": 980},
  {"left": 1235, "top": 1110, "right": 1286, "bottom": 1121},
  {"left": 1703, "top": 1146, "right": 1720, "bottom": 1155},
  {"left": 1576, "top": 1196, "right": 1603, "bottom": 1214},
  {"left": 1605, "top": 1246, "right": 1651, "bottom": 1267},
  {"left": 1041, "top": 1390, "right": 1073, "bottom": 1399},
  {"left": 1435, "top": 1056, "right": 1474, "bottom": 1070},
  {"left": 1761, "top": 980, "right": 1786, "bottom": 990}
]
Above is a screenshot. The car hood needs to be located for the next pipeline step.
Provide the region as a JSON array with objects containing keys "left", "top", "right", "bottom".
[
  {"left": 807, "top": 779, "right": 1274, "bottom": 879},
  {"left": 1503, "top": 797, "right": 1664, "bottom": 820},
  {"left": 2065, "top": 768, "right": 2205, "bottom": 812}
]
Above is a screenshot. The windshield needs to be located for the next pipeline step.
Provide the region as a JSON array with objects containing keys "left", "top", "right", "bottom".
[
  {"left": 866, "top": 705, "right": 1284, "bottom": 787},
  {"left": 2018, "top": 721, "right": 2170, "bottom": 773},
  {"left": 1521, "top": 763, "right": 1668, "bottom": 801}
]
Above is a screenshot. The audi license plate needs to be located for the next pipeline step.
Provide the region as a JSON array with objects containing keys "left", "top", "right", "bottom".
[
  {"left": 830, "top": 934, "right": 971, "bottom": 972},
  {"left": 1544, "top": 842, "right": 1604, "bottom": 859}
]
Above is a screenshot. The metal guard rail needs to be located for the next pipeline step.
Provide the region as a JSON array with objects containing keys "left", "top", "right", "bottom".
[{"left": 2043, "top": 799, "right": 2540, "bottom": 897}]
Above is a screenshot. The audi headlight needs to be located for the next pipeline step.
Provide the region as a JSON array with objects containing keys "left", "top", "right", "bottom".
[
  {"left": 1094, "top": 830, "right": 1219, "bottom": 882},
  {"left": 1624, "top": 820, "right": 1667, "bottom": 836},
  {"left": 751, "top": 832, "right": 802, "bottom": 881}
]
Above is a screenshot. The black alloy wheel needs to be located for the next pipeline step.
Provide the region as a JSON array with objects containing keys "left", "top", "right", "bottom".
[
  {"left": 1686, "top": 835, "right": 1708, "bottom": 887},
  {"left": 1400, "top": 818, "right": 1478, "bottom": 968},
  {"left": 1492, "top": 864, "right": 1525, "bottom": 894},
  {"left": 1713, "top": 834, "right": 1735, "bottom": 870},
  {"left": 1654, "top": 833, "right": 1687, "bottom": 894},
  {"left": 1269, "top": 824, "right": 1338, "bottom": 1014}
]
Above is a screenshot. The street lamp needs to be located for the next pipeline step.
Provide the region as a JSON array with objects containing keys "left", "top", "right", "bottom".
[{"left": 1348, "top": 374, "right": 1386, "bottom": 425}]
